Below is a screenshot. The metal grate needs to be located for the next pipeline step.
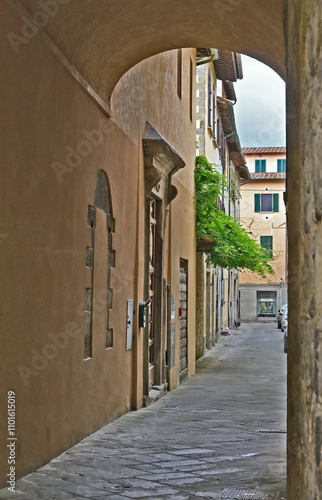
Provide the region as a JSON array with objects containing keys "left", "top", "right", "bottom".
[{"left": 217, "top": 489, "right": 274, "bottom": 499}]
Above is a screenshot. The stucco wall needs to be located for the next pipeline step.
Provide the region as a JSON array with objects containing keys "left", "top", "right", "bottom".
[
  {"left": 0, "top": 4, "right": 196, "bottom": 484},
  {"left": 246, "top": 152, "right": 286, "bottom": 173},
  {"left": 239, "top": 284, "right": 287, "bottom": 322},
  {"left": 286, "top": 1, "right": 322, "bottom": 497},
  {"left": 240, "top": 178, "right": 286, "bottom": 284}
]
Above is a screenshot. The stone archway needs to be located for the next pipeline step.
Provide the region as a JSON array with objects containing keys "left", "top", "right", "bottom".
[
  {"left": 4, "top": 1, "right": 322, "bottom": 497},
  {"left": 7, "top": 0, "right": 286, "bottom": 104}
]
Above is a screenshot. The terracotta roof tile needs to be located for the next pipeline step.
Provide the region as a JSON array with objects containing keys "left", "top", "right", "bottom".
[
  {"left": 243, "top": 147, "right": 286, "bottom": 154},
  {"left": 213, "top": 50, "right": 243, "bottom": 82},
  {"left": 223, "top": 81, "right": 237, "bottom": 102},
  {"left": 196, "top": 48, "right": 212, "bottom": 58}
]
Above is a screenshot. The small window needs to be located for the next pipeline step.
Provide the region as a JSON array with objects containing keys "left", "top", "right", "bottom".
[
  {"left": 277, "top": 159, "right": 286, "bottom": 172},
  {"left": 260, "top": 235, "right": 273, "bottom": 258},
  {"left": 255, "top": 159, "right": 266, "bottom": 172},
  {"left": 254, "top": 193, "right": 279, "bottom": 212},
  {"left": 261, "top": 193, "right": 272, "bottom": 212}
]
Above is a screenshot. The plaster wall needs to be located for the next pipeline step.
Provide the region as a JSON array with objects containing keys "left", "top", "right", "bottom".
[
  {"left": 196, "top": 60, "right": 241, "bottom": 337},
  {"left": 0, "top": 5, "right": 196, "bottom": 484},
  {"left": 239, "top": 288, "right": 257, "bottom": 322},
  {"left": 13, "top": 0, "right": 286, "bottom": 102},
  {"left": 2, "top": 0, "right": 322, "bottom": 497},
  {"left": 246, "top": 152, "right": 286, "bottom": 173},
  {"left": 0, "top": 24, "right": 138, "bottom": 480},
  {"left": 169, "top": 179, "right": 196, "bottom": 385},
  {"left": 196, "top": 64, "right": 220, "bottom": 166},
  {"left": 286, "top": 0, "right": 322, "bottom": 497},
  {"left": 196, "top": 253, "right": 207, "bottom": 360},
  {"left": 240, "top": 178, "right": 286, "bottom": 285},
  {"left": 239, "top": 284, "right": 287, "bottom": 322}
]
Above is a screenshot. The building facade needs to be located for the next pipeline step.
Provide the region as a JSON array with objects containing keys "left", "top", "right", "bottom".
[
  {"left": 1, "top": 1, "right": 322, "bottom": 497},
  {"left": 195, "top": 49, "right": 250, "bottom": 358},
  {"left": 239, "top": 147, "right": 287, "bottom": 322},
  {"left": 0, "top": 30, "right": 197, "bottom": 483}
]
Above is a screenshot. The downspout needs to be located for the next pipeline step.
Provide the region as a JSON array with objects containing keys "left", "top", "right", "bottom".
[{"left": 240, "top": 179, "right": 251, "bottom": 187}]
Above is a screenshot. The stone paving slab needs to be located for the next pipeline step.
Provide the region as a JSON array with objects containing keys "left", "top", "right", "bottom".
[{"left": 0, "top": 324, "right": 287, "bottom": 499}]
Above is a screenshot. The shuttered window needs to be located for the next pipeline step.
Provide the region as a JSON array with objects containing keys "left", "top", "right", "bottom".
[
  {"left": 260, "top": 236, "right": 273, "bottom": 258},
  {"left": 273, "top": 193, "right": 279, "bottom": 212},
  {"left": 255, "top": 159, "right": 266, "bottom": 172},
  {"left": 277, "top": 159, "right": 286, "bottom": 172},
  {"left": 254, "top": 193, "right": 261, "bottom": 212},
  {"left": 254, "top": 193, "right": 279, "bottom": 212}
]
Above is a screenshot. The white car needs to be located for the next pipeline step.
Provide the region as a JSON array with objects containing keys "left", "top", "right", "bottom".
[
  {"left": 281, "top": 306, "right": 288, "bottom": 332},
  {"left": 277, "top": 303, "right": 287, "bottom": 329}
]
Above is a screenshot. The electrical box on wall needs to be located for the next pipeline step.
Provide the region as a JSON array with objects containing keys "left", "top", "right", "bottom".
[{"left": 126, "top": 300, "right": 135, "bottom": 350}]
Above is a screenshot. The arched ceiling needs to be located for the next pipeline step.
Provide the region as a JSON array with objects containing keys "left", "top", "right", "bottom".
[{"left": 16, "top": 0, "right": 286, "bottom": 102}]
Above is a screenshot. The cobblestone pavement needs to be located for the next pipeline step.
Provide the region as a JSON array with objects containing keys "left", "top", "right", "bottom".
[{"left": 0, "top": 323, "right": 287, "bottom": 499}]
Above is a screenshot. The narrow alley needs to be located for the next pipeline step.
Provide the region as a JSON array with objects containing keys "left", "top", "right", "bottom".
[{"left": 0, "top": 324, "right": 286, "bottom": 500}]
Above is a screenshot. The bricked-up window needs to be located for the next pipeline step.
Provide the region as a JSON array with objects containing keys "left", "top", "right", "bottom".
[
  {"left": 254, "top": 193, "right": 279, "bottom": 213},
  {"left": 177, "top": 49, "right": 182, "bottom": 99},
  {"left": 84, "top": 170, "right": 115, "bottom": 359},
  {"left": 255, "top": 159, "right": 266, "bottom": 172},
  {"left": 277, "top": 159, "right": 286, "bottom": 172},
  {"left": 260, "top": 235, "right": 273, "bottom": 258}
]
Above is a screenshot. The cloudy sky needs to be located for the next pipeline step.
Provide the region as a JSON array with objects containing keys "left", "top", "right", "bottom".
[{"left": 234, "top": 55, "right": 286, "bottom": 148}]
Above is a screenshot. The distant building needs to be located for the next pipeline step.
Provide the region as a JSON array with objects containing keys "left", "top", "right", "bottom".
[
  {"left": 195, "top": 49, "right": 250, "bottom": 356},
  {"left": 239, "top": 147, "right": 287, "bottom": 322}
]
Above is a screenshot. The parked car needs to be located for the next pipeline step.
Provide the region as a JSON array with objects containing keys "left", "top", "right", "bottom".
[
  {"left": 284, "top": 325, "right": 288, "bottom": 353},
  {"left": 281, "top": 306, "right": 288, "bottom": 332},
  {"left": 277, "top": 303, "right": 287, "bottom": 329}
]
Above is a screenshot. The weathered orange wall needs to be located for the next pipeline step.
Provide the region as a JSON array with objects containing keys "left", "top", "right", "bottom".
[{"left": 0, "top": 4, "right": 196, "bottom": 484}]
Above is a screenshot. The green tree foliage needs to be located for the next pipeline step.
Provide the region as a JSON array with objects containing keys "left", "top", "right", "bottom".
[{"left": 195, "top": 155, "right": 273, "bottom": 278}]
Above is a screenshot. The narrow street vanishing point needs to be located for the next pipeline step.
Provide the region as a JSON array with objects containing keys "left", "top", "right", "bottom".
[{"left": 0, "top": 323, "right": 286, "bottom": 500}]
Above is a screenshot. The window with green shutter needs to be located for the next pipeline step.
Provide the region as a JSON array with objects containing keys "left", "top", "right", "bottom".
[
  {"left": 255, "top": 159, "right": 266, "bottom": 172},
  {"left": 273, "top": 193, "right": 279, "bottom": 212},
  {"left": 255, "top": 193, "right": 279, "bottom": 212},
  {"left": 254, "top": 193, "right": 261, "bottom": 212},
  {"left": 260, "top": 235, "right": 273, "bottom": 258},
  {"left": 277, "top": 159, "right": 286, "bottom": 172}
]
